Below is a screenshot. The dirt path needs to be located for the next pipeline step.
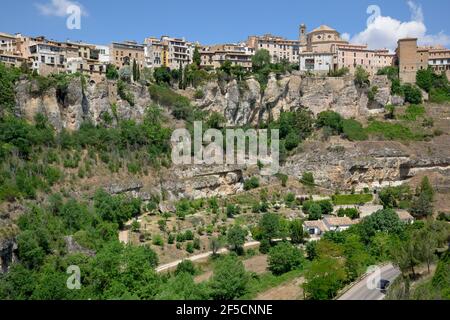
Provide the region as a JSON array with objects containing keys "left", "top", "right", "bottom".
[
  {"left": 156, "top": 241, "right": 260, "bottom": 273},
  {"left": 255, "top": 277, "right": 305, "bottom": 300}
]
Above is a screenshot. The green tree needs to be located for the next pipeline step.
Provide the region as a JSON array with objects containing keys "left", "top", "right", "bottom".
[
  {"left": 289, "top": 220, "right": 304, "bottom": 244},
  {"left": 268, "top": 242, "right": 304, "bottom": 275},
  {"left": 410, "top": 193, "right": 433, "bottom": 218},
  {"left": 258, "top": 213, "right": 280, "bottom": 240},
  {"left": 316, "top": 111, "right": 343, "bottom": 134},
  {"left": 354, "top": 66, "right": 370, "bottom": 88},
  {"left": 175, "top": 260, "right": 196, "bottom": 276},
  {"left": 210, "top": 255, "right": 249, "bottom": 300},
  {"left": 308, "top": 203, "right": 323, "bottom": 221},
  {"left": 193, "top": 47, "right": 201, "bottom": 67},
  {"left": 303, "top": 257, "right": 347, "bottom": 300},
  {"left": 227, "top": 225, "right": 247, "bottom": 253},
  {"left": 252, "top": 49, "right": 271, "bottom": 72},
  {"left": 416, "top": 68, "right": 433, "bottom": 93},
  {"left": 153, "top": 67, "right": 172, "bottom": 85}
]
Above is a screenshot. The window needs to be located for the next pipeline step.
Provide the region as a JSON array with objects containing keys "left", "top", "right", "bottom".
[{"left": 41, "top": 56, "right": 45, "bottom": 63}]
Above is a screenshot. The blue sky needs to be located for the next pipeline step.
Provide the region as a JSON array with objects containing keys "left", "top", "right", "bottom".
[{"left": 1, "top": 0, "right": 449, "bottom": 50}]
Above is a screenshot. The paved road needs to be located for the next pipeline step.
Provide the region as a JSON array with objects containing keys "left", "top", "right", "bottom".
[
  {"left": 155, "top": 241, "right": 260, "bottom": 273},
  {"left": 338, "top": 264, "right": 401, "bottom": 300}
]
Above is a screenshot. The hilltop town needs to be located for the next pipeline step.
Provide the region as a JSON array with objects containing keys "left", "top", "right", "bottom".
[
  {"left": 0, "top": 21, "right": 449, "bottom": 302},
  {"left": 1, "top": 24, "right": 449, "bottom": 83}
]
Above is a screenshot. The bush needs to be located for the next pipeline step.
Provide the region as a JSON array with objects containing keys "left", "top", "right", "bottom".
[
  {"left": 355, "top": 66, "right": 370, "bottom": 87},
  {"left": 226, "top": 204, "right": 241, "bottom": 218},
  {"left": 244, "top": 177, "right": 260, "bottom": 191},
  {"left": 186, "top": 242, "right": 194, "bottom": 254},
  {"left": 268, "top": 242, "right": 304, "bottom": 275},
  {"left": 316, "top": 111, "right": 343, "bottom": 134},
  {"left": 194, "top": 89, "right": 205, "bottom": 99},
  {"left": 152, "top": 234, "right": 164, "bottom": 246},
  {"left": 402, "top": 84, "right": 422, "bottom": 104},
  {"left": 175, "top": 260, "right": 196, "bottom": 276},
  {"left": 337, "top": 208, "right": 360, "bottom": 219},
  {"left": 300, "top": 172, "right": 315, "bottom": 186},
  {"left": 308, "top": 203, "right": 323, "bottom": 220}
]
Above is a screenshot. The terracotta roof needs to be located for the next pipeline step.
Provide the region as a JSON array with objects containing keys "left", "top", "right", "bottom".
[
  {"left": 310, "top": 25, "right": 337, "bottom": 33},
  {"left": 324, "top": 216, "right": 354, "bottom": 227},
  {"left": 303, "top": 220, "right": 329, "bottom": 233}
]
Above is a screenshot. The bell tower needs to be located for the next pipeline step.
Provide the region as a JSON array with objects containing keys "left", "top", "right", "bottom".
[{"left": 299, "top": 23, "right": 307, "bottom": 50}]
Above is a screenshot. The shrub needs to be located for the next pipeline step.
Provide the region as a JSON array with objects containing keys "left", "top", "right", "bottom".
[
  {"left": 337, "top": 208, "right": 360, "bottom": 219},
  {"left": 300, "top": 172, "right": 315, "bottom": 186},
  {"left": 226, "top": 204, "right": 241, "bottom": 218},
  {"left": 186, "top": 242, "right": 194, "bottom": 253},
  {"left": 308, "top": 203, "right": 323, "bottom": 220},
  {"left": 194, "top": 89, "right": 205, "bottom": 99},
  {"left": 402, "top": 84, "right": 422, "bottom": 104},
  {"left": 244, "top": 177, "right": 260, "bottom": 191},
  {"left": 152, "top": 234, "right": 164, "bottom": 246},
  {"left": 316, "top": 111, "right": 343, "bottom": 134},
  {"left": 268, "top": 242, "right": 304, "bottom": 275},
  {"left": 175, "top": 260, "right": 196, "bottom": 275}
]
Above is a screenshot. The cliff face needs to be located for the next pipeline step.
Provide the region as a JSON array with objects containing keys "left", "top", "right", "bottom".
[
  {"left": 14, "top": 73, "right": 401, "bottom": 131},
  {"left": 196, "top": 73, "right": 402, "bottom": 126},
  {"left": 14, "top": 78, "right": 152, "bottom": 131}
]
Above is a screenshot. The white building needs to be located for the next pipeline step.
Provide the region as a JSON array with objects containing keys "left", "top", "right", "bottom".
[
  {"left": 95, "top": 45, "right": 110, "bottom": 64},
  {"left": 299, "top": 52, "right": 334, "bottom": 74}
]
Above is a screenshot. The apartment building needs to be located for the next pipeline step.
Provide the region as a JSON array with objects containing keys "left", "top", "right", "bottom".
[
  {"left": 247, "top": 34, "right": 300, "bottom": 63},
  {"left": 200, "top": 43, "right": 255, "bottom": 70},
  {"left": 110, "top": 41, "right": 145, "bottom": 69},
  {"left": 144, "top": 36, "right": 197, "bottom": 70},
  {"left": 0, "top": 32, "right": 19, "bottom": 54},
  {"left": 395, "top": 38, "right": 450, "bottom": 83},
  {"left": 334, "top": 43, "right": 394, "bottom": 75},
  {"left": 0, "top": 32, "right": 27, "bottom": 67},
  {"left": 144, "top": 37, "right": 166, "bottom": 68},
  {"left": 427, "top": 46, "right": 450, "bottom": 78},
  {"left": 65, "top": 41, "right": 108, "bottom": 81},
  {"left": 28, "top": 37, "right": 78, "bottom": 76},
  {"left": 161, "top": 36, "right": 195, "bottom": 70}
]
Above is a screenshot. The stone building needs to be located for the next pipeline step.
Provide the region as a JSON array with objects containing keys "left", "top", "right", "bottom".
[
  {"left": 247, "top": 34, "right": 301, "bottom": 63},
  {"left": 200, "top": 43, "right": 254, "bottom": 70},
  {"left": 110, "top": 40, "right": 145, "bottom": 70},
  {"left": 396, "top": 38, "right": 450, "bottom": 83}
]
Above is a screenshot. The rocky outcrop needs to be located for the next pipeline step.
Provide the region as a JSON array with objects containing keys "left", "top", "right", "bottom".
[
  {"left": 281, "top": 140, "right": 450, "bottom": 191},
  {"left": 14, "top": 78, "right": 152, "bottom": 131},
  {"left": 0, "top": 221, "right": 19, "bottom": 274},
  {"left": 197, "top": 73, "right": 399, "bottom": 125}
]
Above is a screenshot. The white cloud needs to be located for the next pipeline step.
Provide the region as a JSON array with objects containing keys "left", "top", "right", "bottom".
[
  {"left": 35, "top": 0, "right": 87, "bottom": 17},
  {"left": 341, "top": 33, "right": 350, "bottom": 42},
  {"left": 349, "top": 1, "right": 449, "bottom": 51}
]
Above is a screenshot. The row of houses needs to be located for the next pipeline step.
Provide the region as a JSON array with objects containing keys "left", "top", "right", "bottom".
[{"left": 1, "top": 22, "right": 449, "bottom": 82}]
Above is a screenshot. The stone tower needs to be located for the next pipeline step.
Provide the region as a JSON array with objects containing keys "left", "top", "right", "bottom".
[{"left": 299, "top": 24, "right": 307, "bottom": 51}]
